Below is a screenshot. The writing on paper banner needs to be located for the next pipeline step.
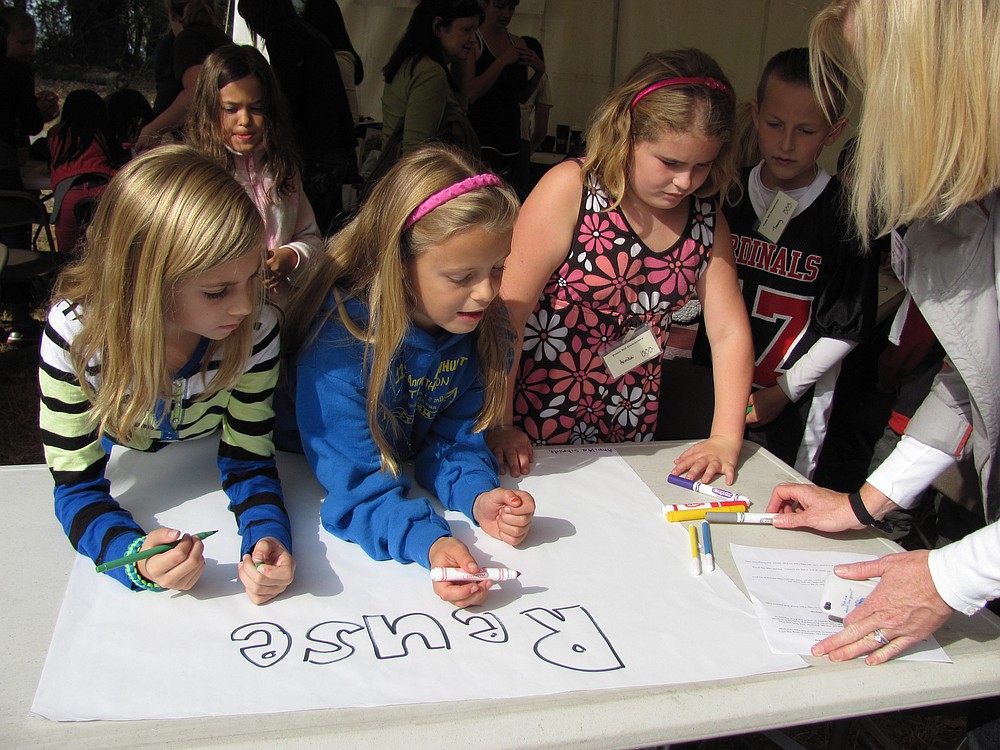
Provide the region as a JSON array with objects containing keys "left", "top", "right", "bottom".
[{"left": 231, "top": 604, "right": 625, "bottom": 673}]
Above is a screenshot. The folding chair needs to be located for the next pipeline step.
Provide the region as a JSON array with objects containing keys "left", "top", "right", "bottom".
[
  {"left": 0, "top": 189, "right": 56, "bottom": 252},
  {"left": 0, "top": 240, "right": 61, "bottom": 344},
  {"left": 50, "top": 172, "right": 111, "bottom": 225}
]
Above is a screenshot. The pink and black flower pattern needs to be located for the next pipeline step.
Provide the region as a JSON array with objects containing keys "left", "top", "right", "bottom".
[{"left": 513, "top": 179, "right": 714, "bottom": 444}]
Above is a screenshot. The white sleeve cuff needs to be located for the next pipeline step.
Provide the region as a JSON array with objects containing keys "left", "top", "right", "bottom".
[
  {"left": 928, "top": 523, "right": 1000, "bottom": 615},
  {"left": 285, "top": 246, "right": 305, "bottom": 286},
  {"left": 867, "top": 435, "right": 955, "bottom": 509},
  {"left": 780, "top": 338, "right": 856, "bottom": 402}
]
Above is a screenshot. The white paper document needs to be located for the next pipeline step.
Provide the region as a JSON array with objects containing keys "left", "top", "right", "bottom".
[{"left": 730, "top": 544, "right": 950, "bottom": 662}]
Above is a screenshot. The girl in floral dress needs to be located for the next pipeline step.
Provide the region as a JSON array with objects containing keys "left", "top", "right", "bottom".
[{"left": 490, "top": 49, "right": 754, "bottom": 484}]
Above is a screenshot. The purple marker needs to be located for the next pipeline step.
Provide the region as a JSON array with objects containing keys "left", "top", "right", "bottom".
[{"left": 667, "top": 473, "right": 754, "bottom": 507}]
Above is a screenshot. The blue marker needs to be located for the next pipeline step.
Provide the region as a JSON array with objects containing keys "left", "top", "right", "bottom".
[
  {"left": 667, "top": 473, "right": 754, "bottom": 507},
  {"left": 701, "top": 520, "right": 715, "bottom": 572}
]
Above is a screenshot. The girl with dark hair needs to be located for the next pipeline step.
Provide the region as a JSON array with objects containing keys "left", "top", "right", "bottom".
[
  {"left": 186, "top": 45, "right": 323, "bottom": 302},
  {"left": 47, "top": 89, "right": 123, "bottom": 252}
]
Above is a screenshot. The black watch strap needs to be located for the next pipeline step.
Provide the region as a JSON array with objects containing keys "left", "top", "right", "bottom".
[{"left": 849, "top": 491, "right": 878, "bottom": 527}]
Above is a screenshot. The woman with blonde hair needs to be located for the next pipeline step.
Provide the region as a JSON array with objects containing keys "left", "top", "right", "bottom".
[
  {"left": 283, "top": 143, "right": 535, "bottom": 608},
  {"left": 767, "top": 0, "right": 1000, "bottom": 670},
  {"left": 40, "top": 144, "right": 295, "bottom": 603},
  {"left": 490, "top": 49, "right": 753, "bottom": 485}
]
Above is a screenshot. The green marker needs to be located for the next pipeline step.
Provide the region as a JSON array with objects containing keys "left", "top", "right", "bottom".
[{"left": 95, "top": 530, "right": 218, "bottom": 573}]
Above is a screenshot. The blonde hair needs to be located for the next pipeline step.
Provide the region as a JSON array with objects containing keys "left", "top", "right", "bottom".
[
  {"left": 53, "top": 144, "right": 266, "bottom": 444},
  {"left": 732, "top": 100, "right": 761, "bottom": 170},
  {"left": 584, "top": 49, "right": 737, "bottom": 209},
  {"left": 286, "top": 143, "right": 519, "bottom": 476},
  {"left": 811, "top": 0, "right": 1000, "bottom": 240}
]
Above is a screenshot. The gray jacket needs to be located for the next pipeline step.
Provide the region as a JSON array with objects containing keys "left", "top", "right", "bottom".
[{"left": 903, "top": 192, "right": 1000, "bottom": 522}]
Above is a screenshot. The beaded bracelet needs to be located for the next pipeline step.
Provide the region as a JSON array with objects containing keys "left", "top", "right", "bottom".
[
  {"left": 848, "top": 491, "right": 878, "bottom": 527},
  {"left": 123, "top": 536, "right": 166, "bottom": 592}
]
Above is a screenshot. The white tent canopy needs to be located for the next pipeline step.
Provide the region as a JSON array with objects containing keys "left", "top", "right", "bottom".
[{"left": 232, "top": 1, "right": 839, "bottom": 168}]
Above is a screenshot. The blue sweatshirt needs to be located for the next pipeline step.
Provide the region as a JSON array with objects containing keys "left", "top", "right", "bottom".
[{"left": 294, "top": 294, "right": 499, "bottom": 567}]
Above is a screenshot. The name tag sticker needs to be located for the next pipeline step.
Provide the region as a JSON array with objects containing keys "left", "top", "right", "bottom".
[
  {"left": 755, "top": 191, "right": 798, "bottom": 244},
  {"left": 600, "top": 324, "right": 662, "bottom": 380}
]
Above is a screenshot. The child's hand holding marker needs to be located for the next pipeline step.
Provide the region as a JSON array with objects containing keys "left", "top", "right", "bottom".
[
  {"left": 136, "top": 528, "right": 208, "bottom": 592},
  {"left": 431, "top": 567, "right": 521, "bottom": 582},
  {"left": 473, "top": 488, "right": 536, "bottom": 546},
  {"left": 428, "top": 537, "right": 494, "bottom": 607},
  {"left": 239, "top": 537, "right": 296, "bottom": 605}
]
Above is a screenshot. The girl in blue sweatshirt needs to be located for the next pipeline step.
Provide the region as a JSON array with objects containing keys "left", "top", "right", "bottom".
[{"left": 285, "top": 143, "right": 535, "bottom": 607}]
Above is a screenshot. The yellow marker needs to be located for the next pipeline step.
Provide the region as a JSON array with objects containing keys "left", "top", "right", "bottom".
[
  {"left": 665, "top": 504, "right": 747, "bottom": 523},
  {"left": 689, "top": 524, "right": 702, "bottom": 576}
]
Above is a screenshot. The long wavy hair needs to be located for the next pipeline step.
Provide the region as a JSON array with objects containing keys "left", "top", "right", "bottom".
[
  {"left": 285, "top": 143, "right": 519, "bottom": 476},
  {"left": 52, "top": 145, "right": 266, "bottom": 444},
  {"left": 584, "top": 49, "right": 737, "bottom": 210},
  {"left": 185, "top": 44, "right": 300, "bottom": 203},
  {"left": 810, "top": 0, "right": 1000, "bottom": 241}
]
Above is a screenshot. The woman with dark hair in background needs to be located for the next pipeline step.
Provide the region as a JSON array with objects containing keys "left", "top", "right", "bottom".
[{"left": 380, "top": 0, "right": 483, "bottom": 158}]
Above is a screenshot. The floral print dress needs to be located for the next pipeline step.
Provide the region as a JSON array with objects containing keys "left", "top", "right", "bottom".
[{"left": 513, "top": 174, "right": 716, "bottom": 444}]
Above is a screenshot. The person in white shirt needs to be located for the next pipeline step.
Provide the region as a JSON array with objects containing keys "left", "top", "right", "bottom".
[{"left": 766, "top": 0, "right": 1000, "bottom": 668}]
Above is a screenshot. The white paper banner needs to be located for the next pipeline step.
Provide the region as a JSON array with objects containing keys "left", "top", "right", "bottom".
[{"left": 33, "top": 442, "right": 804, "bottom": 721}]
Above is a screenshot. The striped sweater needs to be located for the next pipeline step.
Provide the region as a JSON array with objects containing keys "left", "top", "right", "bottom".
[{"left": 39, "top": 300, "right": 292, "bottom": 590}]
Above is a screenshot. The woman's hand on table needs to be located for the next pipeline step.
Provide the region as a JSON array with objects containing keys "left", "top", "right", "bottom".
[
  {"left": 812, "top": 551, "right": 953, "bottom": 665},
  {"left": 767, "top": 483, "right": 900, "bottom": 533},
  {"left": 766, "top": 484, "right": 862, "bottom": 532},
  {"left": 673, "top": 434, "right": 741, "bottom": 484}
]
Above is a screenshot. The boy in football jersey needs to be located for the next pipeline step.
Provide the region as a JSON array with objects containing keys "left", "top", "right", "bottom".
[{"left": 695, "top": 47, "right": 878, "bottom": 477}]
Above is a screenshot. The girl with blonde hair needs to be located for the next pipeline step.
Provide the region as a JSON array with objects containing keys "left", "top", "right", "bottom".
[
  {"left": 40, "top": 144, "right": 295, "bottom": 603},
  {"left": 284, "top": 143, "right": 535, "bottom": 608},
  {"left": 491, "top": 49, "right": 753, "bottom": 484},
  {"left": 186, "top": 44, "right": 323, "bottom": 299},
  {"left": 768, "top": 0, "right": 1000, "bottom": 671}
]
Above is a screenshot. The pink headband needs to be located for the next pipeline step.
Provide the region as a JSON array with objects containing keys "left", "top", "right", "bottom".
[
  {"left": 630, "top": 77, "right": 734, "bottom": 109},
  {"left": 403, "top": 174, "right": 504, "bottom": 231}
]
